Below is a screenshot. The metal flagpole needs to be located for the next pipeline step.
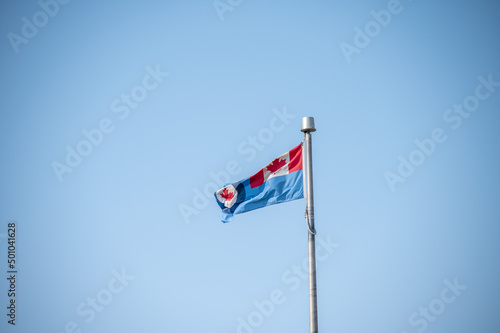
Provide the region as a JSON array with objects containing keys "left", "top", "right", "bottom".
[{"left": 301, "top": 117, "right": 318, "bottom": 333}]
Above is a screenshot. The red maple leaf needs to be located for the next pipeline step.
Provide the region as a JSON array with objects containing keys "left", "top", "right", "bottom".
[
  {"left": 267, "top": 157, "right": 286, "bottom": 174},
  {"left": 220, "top": 188, "right": 234, "bottom": 201}
]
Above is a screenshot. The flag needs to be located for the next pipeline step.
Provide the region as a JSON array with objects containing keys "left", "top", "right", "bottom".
[{"left": 214, "top": 143, "right": 304, "bottom": 223}]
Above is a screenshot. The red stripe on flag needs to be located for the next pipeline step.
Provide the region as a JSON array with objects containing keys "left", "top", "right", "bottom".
[
  {"left": 250, "top": 169, "right": 264, "bottom": 188},
  {"left": 288, "top": 143, "right": 303, "bottom": 173}
]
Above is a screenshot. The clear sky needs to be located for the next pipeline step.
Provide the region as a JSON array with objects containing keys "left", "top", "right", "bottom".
[{"left": 1, "top": 0, "right": 500, "bottom": 332}]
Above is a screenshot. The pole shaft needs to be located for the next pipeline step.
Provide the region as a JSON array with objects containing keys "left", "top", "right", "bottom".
[{"left": 304, "top": 131, "right": 318, "bottom": 333}]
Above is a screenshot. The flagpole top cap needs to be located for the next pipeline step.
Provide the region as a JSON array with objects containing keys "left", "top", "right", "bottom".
[{"left": 301, "top": 117, "right": 316, "bottom": 133}]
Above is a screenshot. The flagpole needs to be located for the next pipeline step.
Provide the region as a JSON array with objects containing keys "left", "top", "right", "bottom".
[{"left": 301, "top": 117, "right": 318, "bottom": 333}]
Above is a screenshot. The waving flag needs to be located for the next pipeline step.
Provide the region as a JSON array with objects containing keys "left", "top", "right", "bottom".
[{"left": 214, "top": 143, "right": 303, "bottom": 223}]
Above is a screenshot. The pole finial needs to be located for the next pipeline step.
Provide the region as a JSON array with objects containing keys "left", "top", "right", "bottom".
[{"left": 301, "top": 117, "right": 316, "bottom": 133}]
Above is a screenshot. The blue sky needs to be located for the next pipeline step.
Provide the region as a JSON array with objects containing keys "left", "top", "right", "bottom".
[{"left": 1, "top": 0, "right": 500, "bottom": 332}]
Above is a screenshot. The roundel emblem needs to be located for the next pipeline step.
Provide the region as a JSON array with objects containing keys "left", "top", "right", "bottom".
[{"left": 216, "top": 184, "right": 238, "bottom": 208}]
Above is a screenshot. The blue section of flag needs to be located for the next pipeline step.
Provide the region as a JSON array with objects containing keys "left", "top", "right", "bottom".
[{"left": 215, "top": 170, "right": 304, "bottom": 223}]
